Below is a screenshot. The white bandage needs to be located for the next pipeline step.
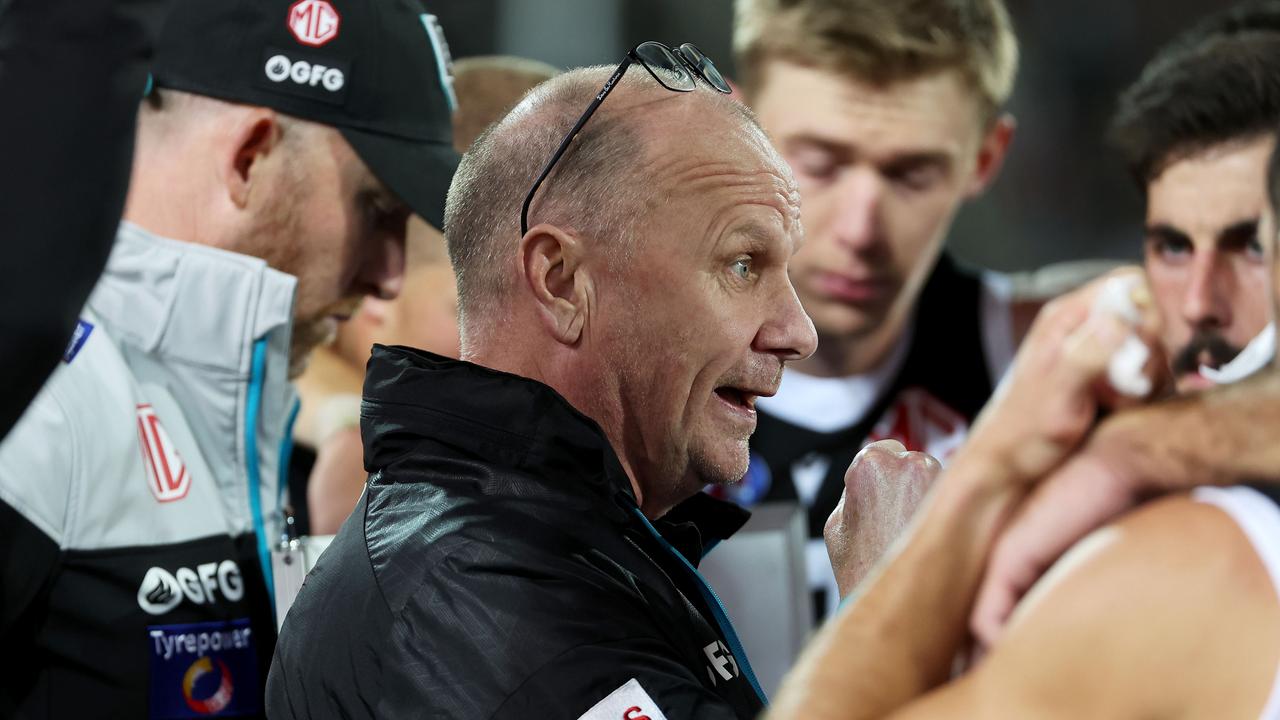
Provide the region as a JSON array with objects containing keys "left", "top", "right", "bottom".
[
  {"left": 1200, "top": 322, "right": 1276, "bottom": 385},
  {"left": 1091, "top": 275, "right": 1151, "bottom": 397}
]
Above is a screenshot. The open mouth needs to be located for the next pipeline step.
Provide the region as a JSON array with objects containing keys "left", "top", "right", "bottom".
[
  {"left": 715, "top": 386, "right": 758, "bottom": 412},
  {"left": 1195, "top": 350, "right": 1223, "bottom": 370},
  {"left": 814, "top": 271, "right": 892, "bottom": 304}
]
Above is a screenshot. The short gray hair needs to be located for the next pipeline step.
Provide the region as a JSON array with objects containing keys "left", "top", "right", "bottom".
[{"left": 443, "top": 66, "right": 652, "bottom": 333}]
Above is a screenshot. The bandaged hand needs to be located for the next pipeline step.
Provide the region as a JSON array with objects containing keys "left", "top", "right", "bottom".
[{"left": 955, "top": 268, "right": 1164, "bottom": 489}]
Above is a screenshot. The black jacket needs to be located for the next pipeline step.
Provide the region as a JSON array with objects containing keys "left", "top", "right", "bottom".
[
  {"left": 0, "top": 0, "right": 167, "bottom": 440},
  {"left": 266, "top": 347, "right": 769, "bottom": 719}
]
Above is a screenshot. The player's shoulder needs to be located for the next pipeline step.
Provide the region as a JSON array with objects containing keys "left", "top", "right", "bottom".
[
  {"left": 26, "top": 312, "right": 141, "bottom": 443},
  {"left": 0, "top": 314, "right": 142, "bottom": 542},
  {"left": 1024, "top": 491, "right": 1275, "bottom": 616},
  {"left": 1110, "top": 489, "right": 1271, "bottom": 565},
  {"left": 995, "top": 491, "right": 1280, "bottom": 715}
]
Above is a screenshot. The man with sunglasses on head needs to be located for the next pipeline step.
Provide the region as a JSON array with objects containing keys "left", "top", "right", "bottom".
[{"left": 268, "top": 43, "right": 814, "bottom": 720}]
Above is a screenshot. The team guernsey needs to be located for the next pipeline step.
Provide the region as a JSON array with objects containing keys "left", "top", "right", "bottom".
[
  {"left": 0, "top": 223, "right": 297, "bottom": 719},
  {"left": 726, "top": 254, "right": 1017, "bottom": 617},
  {"left": 1193, "top": 485, "right": 1280, "bottom": 720}
]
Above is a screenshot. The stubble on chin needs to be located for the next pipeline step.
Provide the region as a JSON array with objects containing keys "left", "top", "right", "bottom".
[
  {"left": 689, "top": 436, "right": 752, "bottom": 490},
  {"left": 288, "top": 316, "right": 339, "bottom": 379}
]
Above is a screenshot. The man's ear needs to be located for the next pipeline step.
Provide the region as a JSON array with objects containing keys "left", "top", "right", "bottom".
[
  {"left": 520, "top": 223, "right": 590, "bottom": 345},
  {"left": 225, "top": 108, "right": 284, "bottom": 209},
  {"left": 964, "top": 113, "right": 1016, "bottom": 199},
  {"left": 358, "top": 297, "right": 391, "bottom": 328}
]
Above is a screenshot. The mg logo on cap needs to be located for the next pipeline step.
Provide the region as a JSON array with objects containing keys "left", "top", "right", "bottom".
[{"left": 287, "top": 0, "right": 341, "bottom": 47}]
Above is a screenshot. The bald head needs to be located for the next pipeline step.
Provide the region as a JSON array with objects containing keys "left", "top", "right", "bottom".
[
  {"left": 446, "top": 62, "right": 814, "bottom": 514},
  {"left": 443, "top": 64, "right": 762, "bottom": 341}
]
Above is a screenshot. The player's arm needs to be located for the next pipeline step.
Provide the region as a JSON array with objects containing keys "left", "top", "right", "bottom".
[
  {"left": 768, "top": 450, "right": 1022, "bottom": 720},
  {"left": 890, "top": 493, "right": 1280, "bottom": 720},
  {"left": 1093, "top": 366, "right": 1280, "bottom": 489},
  {"left": 973, "top": 364, "right": 1280, "bottom": 645},
  {"left": 769, "top": 271, "right": 1162, "bottom": 719},
  {"left": 998, "top": 260, "right": 1127, "bottom": 349}
]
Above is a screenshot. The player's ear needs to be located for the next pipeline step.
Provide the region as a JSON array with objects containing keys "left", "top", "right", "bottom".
[
  {"left": 224, "top": 108, "right": 284, "bottom": 209},
  {"left": 965, "top": 113, "right": 1015, "bottom": 198}
]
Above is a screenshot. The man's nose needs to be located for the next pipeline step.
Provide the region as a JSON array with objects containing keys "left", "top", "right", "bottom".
[
  {"left": 756, "top": 278, "right": 818, "bottom": 362},
  {"left": 360, "top": 224, "right": 407, "bottom": 301},
  {"left": 1182, "top": 251, "right": 1232, "bottom": 329},
  {"left": 831, "top": 167, "right": 883, "bottom": 253}
]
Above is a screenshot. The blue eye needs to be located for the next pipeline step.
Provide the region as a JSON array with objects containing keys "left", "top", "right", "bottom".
[{"left": 731, "top": 258, "right": 751, "bottom": 280}]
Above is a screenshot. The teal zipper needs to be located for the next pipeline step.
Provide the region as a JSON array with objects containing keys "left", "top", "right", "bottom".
[
  {"left": 277, "top": 398, "right": 301, "bottom": 509},
  {"left": 630, "top": 507, "right": 769, "bottom": 705},
  {"left": 245, "top": 338, "right": 274, "bottom": 612}
]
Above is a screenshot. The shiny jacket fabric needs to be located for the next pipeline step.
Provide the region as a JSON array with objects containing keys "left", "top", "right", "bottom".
[{"left": 267, "top": 346, "right": 768, "bottom": 719}]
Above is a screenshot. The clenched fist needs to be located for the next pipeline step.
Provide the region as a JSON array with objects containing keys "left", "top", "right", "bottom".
[{"left": 825, "top": 440, "right": 942, "bottom": 599}]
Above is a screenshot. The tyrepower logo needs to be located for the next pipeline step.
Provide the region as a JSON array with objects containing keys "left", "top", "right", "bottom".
[
  {"left": 137, "top": 560, "right": 245, "bottom": 616},
  {"left": 287, "top": 0, "right": 340, "bottom": 47},
  {"left": 137, "top": 404, "right": 191, "bottom": 503},
  {"left": 264, "top": 54, "right": 345, "bottom": 93}
]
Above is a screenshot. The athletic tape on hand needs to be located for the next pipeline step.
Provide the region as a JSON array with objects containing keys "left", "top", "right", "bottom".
[
  {"left": 1201, "top": 322, "right": 1276, "bottom": 385},
  {"left": 1091, "top": 275, "right": 1151, "bottom": 398}
]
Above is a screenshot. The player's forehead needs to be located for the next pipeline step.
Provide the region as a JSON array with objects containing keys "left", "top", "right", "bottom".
[
  {"left": 1146, "top": 137, "right": 1273, "bottom": 236},
  {"left": 753, "top": 61, "right": 982, "bottom": 159}
]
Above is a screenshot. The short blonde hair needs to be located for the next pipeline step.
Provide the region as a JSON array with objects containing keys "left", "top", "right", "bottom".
[{"left": 734, "top": 0, "right": 1019, "bottom": 122}]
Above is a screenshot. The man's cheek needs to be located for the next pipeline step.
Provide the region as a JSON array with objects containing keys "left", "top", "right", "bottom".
[{"left": 1160, "top": 327, "right": 1184, "bottom": 361}]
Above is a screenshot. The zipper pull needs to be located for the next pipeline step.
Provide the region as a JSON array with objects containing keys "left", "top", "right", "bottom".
[{"left": 279, "top": 506, "right": 300, "bottom": 549}]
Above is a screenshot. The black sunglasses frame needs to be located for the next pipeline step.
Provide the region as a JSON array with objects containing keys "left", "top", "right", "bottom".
[{"left": 519, "top": 41, "right": 731, "bottom": 237}]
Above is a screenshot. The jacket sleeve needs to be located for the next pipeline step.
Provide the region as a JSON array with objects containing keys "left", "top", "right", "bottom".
[
  {"left": 489, "top": 637, "right": 747, "bottom": 720},
  {"left": 0, "top": 383, "right": 74, "bottom": 636},
  {"left": 0, "top": 0, "right": 168, "bottom": 441}
]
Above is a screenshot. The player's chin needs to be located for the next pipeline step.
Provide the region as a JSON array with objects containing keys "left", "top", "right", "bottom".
[
  {"left": 807, "top": 303, "right": 885, "bottom": 339},
  {"left": 1174, "top": 370, "right": 1218, "bottom": 394},
  {"left": 691, "top": 437, "right": 752, "bottom": 487}
]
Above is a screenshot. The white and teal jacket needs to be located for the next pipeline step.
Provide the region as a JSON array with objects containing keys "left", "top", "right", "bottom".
[{"left": 0, "top": 222, "right": 298, "bottom": 719}]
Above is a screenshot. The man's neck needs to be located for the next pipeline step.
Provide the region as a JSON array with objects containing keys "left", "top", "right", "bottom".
[
  {"left": 122, "top": 153, "right": 206, "bottom": 247},
  {"left": 469, "top": 341, "right": 688, "bottom": 521}
]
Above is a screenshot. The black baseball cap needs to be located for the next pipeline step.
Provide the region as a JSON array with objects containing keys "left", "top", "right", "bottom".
[{"left": 151, "top": 0, "right": 458, "bottom": 228}]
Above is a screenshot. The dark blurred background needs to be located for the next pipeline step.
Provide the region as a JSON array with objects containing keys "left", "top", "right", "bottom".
[{"left": 431, "top": 0, "right": 1231, "bottom": 271}]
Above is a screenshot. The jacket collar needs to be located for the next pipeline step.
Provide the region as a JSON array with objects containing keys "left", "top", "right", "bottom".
[
  {"left": 87, "top": 223, "right": 300, "bottom": 541},
  {"left": 90, "top": 222, "right": 296, "bottom": 375},
  {"left": 361, "top": 345, "right": 633, "bottom": 506},
  {"left": 652, "top": 492, "right": 751, "bottom": 566},
  {"left": 361, "top": 345, "right": 751, "bottom": 548}
]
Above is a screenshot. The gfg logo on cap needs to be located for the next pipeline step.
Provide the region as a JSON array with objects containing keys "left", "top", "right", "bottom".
[{"left": 265, "top": 54, "right": 345, "bottom": 92}]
